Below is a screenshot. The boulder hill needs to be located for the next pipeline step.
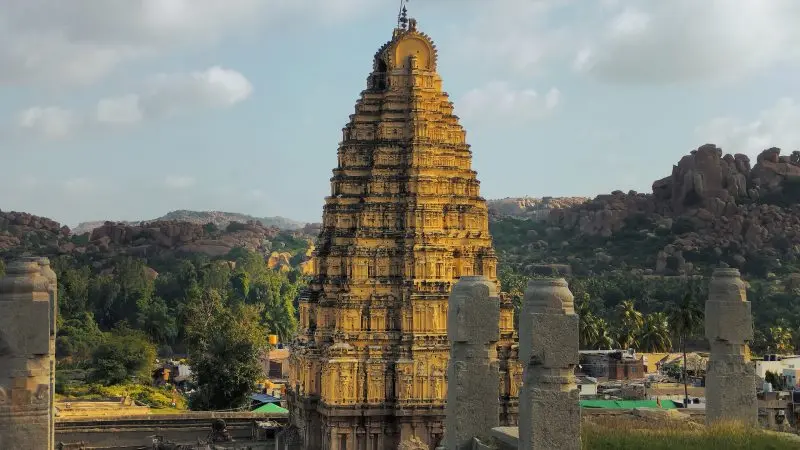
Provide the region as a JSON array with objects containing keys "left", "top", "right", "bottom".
[
  {"left": 0, "top": 211, "right": 318, "bottom": 274},
  {"left": 546, "top": 145, "right": 800, "bottom": 276}
]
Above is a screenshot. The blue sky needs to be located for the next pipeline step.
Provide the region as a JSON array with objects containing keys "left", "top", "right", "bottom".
[{"left": 2, "top": 0, "right": 799, "bottom": 226}]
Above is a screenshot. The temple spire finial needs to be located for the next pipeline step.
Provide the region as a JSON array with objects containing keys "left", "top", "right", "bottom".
[{"left": 397, "top": 0, "right": 409, "bottom": 30}]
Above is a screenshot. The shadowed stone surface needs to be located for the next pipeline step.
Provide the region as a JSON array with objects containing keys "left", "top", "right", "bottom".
[
  {"left": 518, "top": 278, "right": 581, "bottom": 450},
  {"left": 0, "top": 257, "right": 57, "bottom": 450},
  {"left": 444, "top": 276, "right": 500, "bottom": 450},
  {"left": 705, "top": 268, "right": 757, "bottom": 426}
]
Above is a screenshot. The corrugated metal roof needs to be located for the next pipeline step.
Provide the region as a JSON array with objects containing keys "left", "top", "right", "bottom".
[
  {"left": 251, "top": 393, "right": 281, "bottom": 404},
  {"left": 580, "top": 399, "right": 678, "bottom": 410}
]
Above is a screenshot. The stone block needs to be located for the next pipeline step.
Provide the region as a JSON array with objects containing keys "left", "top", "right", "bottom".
[
  {"left": 448, "top": 276, "right": 500, "bottom": 345},
  {"left": 521, "top": 313, "right": 579, "bottom": 368},
  {"left": 705, "top": 301, "right": 753, "bottom": 342},
  {"left": 519, "top": 388, "right": 581, "bottom": 450},
  {"left": 28, "top": 300, "right": 52, "bottom": 356}
]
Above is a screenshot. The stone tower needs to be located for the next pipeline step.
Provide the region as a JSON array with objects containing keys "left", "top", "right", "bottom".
[{"left": 288, "top": 12, "right": 514, "bottom": 450}]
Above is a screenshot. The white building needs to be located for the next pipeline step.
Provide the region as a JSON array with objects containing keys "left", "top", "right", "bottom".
[{"left": 755, "top": 355, "right": 800, "bottom": 379}]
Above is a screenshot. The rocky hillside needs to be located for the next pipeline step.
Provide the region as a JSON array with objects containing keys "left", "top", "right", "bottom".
[
  {"left": 72, "top": 210, "right": 305, "bottom": 235},
  {"left": 0, "top": 210, "right": 315, "bottom": 274},
  {"left": 493, "top": 144, "right": 800, "bottom": 278},
  {"left": 487, "top": 196, "right": 589, "bottom": 220}
]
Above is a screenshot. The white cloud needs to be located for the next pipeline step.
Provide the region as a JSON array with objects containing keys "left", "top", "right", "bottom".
[
  {"left": 138, "top": 66, "right": 253, "bottom": 119},
  {"left": 696, "top": 98, "right": 800, "bottom": 157},
  {"left": 458, "top": 82, "right": 560, "bottom": 125},
  {"left": 0, "top": 0, "right": 376, "bottom": 86},
  {"left": 17, "top": 66, "right": 252, "bottom": 139},
  {"left": 577, "top": 0, "right": 800, "bottom": 83},
  {"left": 16, "top": 107, "right": 80, "bottom": 139},
  {"left": 164, "top": 176, "right": 196, "bottom": 189},
  {"left": 454, "top": 0, "right": 573, "bottom": 75}
]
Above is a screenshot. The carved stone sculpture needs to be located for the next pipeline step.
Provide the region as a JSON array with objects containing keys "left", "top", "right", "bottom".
[
  {"left": 518, "top": 278, "right": 581, "bottom": 450},
  {"left": 705, "top": 268, "right": 757, "bottom": 425}
]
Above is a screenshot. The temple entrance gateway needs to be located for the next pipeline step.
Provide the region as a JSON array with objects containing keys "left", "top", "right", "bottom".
[{"left": 286, "top": 8, "right": 517, "bottom": 450}]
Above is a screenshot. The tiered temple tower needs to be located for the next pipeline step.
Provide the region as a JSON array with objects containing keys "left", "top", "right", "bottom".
[{"left": 288, "top": 12, "right": 516, "bottom": 450}]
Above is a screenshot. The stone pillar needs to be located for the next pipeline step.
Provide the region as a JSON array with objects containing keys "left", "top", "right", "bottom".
[
  {"left": 705, "top": 268, "right": 757, "bottom": 425},
  {"left": 518, "top": 278, "right": 581, "bottom": 450},
  {"left": 39, "top": 257, "right": 57, "bottom": 450},
  {"left": 444, "top": 276, "right": 500, "bottom": 450},
  {"left": 0, "top": 258, "right": 56, "bottom": 450}
]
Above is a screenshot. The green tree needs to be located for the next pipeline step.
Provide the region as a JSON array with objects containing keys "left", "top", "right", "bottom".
[
  {"left": 637, "top": 312, "right": 673, "bottom": 352},
  {"left": 768, "top": 322, "right": 794, "bottom": 354},
  {"left": 56, "top": 311, "right": 104, "bottom": 364},
  {"left": 185, "top": 289, "right": 268, "bottom": 410},
  {"left": 616, "top": 300, "right": 643, "bottom": 350},
  {"left": 230, "top": 271, "right": 250, "bottom": 301},
  {"left": 669, "top": 293, "right": 704, "bottom": 407},
  {"left": 55, "top": 263, "right": 92, "bottom": 319},
  {"left": 136, "top": 296, "right": 178, "bottom": 344},
  {"left": 248, "top": 269, "right": 298, "bottom": 343},
  {"left": 593, "top": 317, "right": 616, "bottom": 350},
  {"left": 88, "top": 326, "right": 156, "bottom": 385}
]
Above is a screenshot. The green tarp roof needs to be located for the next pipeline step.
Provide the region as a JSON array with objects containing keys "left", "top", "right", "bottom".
[
  {"left": 580, "top": 399, "right": 678, "bottom": 410},
  {"left": 252, "top": 402, "right": 289, "bottom": 414}
]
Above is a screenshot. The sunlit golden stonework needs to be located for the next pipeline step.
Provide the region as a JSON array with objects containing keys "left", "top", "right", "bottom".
[{"left": 287, "top": 16, "right": 520, "bottom": 450}]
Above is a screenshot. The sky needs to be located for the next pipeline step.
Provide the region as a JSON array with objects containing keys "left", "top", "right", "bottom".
[{"left": 2, "top": 0, "right": 800, "bottom": 227}]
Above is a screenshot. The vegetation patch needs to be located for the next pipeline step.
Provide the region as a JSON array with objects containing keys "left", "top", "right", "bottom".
[{"left": 583, "top": 421, "right": 799, "bottom": 450}]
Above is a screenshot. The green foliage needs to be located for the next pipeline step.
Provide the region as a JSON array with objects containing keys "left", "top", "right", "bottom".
[
  {"left": 185, "top": 290, "right": 268, "bottom": 410},
  {"left": 0, "top": 259, "right": 4, "bottom": 277},
  {"left": 271, "top": 233, "right": 310, "bottom": 255},
  {"left": 56, "top": 311, "right": 104, "bottom": 363},
  {"left": 58, "top": 382, "right": 187, "bottom": 410},
  {"left": 636, "top": 312, "right": 672, "bottom": 352},
  {"left": 88, "top": 326, "right": 157, "bottom": 386},
  {"left": 764, "top": 371, "right": 785, "bottom": 391}
]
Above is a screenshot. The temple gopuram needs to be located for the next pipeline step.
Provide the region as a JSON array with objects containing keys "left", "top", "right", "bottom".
[{"left": 287, "top": 8, "right": 519, "bottom": 450}]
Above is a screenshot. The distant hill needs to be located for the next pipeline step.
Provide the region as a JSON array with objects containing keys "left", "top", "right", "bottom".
[
  {"left": 1, "top": 208, "right": 315, "bottom": 273},
  {"left": 487, "top": 197, "right": 590, "bottom": 221},
  {"left": 73, "top": 210, "right": 305, "bottom": 235}
]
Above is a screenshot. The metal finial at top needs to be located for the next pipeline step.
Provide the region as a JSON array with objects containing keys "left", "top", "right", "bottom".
[{"left": 397, "top": 0, "right": 409, "bottom": 29}]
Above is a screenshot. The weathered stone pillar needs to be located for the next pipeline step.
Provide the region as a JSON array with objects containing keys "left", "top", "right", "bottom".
[
  {"left": 0, "top": 258, "right": 56, "bottom": 450},
  {"left": 705, "top": 268, "right": 757, "bottom": 425},
  {"left": 518, "top": 278, "right": 581, "bottom": 450},
  {"left": 444, "top": 276, "right": 500, "bottom": 450},
  {"left": 39, "top": 257, "right": 58, "bottom": 450}
]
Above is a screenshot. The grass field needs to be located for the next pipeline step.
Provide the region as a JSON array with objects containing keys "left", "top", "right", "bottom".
[{"left": 583, "top": 419, "right": 799, "bottom": 449}]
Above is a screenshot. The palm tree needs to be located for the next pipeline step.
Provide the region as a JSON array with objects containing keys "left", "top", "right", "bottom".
[
  {"left": 638, "top": 313, "right": 672, "bottom": 353},
  {"left": 669, "top": 293, "right": 704, "bottom": 407},
  {"left": 616, "top": 300, "right": 643, "bottom": 350},
  {"left": 576, "top": 293, "right": 600, "bottom": 349},
  {"left": 579, "top": 311, "right": 601, "bottom": 349},
  {"left": 594, "top": 318, "right": 616, "bottom": 350}
]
